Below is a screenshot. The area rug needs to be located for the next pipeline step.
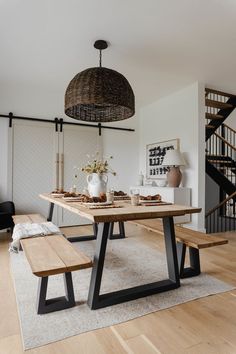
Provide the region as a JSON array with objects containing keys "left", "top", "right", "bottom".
[{"left": 10, "top": 237, "right": 234, "bottom": 350}]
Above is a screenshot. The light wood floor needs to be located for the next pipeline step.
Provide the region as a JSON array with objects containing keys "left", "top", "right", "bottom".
[{"left": 0, "top": 224, "right": 236, "bottom": 354}]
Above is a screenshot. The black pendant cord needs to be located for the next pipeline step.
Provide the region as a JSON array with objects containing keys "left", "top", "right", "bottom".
[
  {"left": 94, "top": 39, "right": 107, "bottom": 68},
  {"left": 0, "top": 113, "right": 135, "bottom": 134},
  {"left": 99, "top": 49, "right": 102, "bottom": 68}
]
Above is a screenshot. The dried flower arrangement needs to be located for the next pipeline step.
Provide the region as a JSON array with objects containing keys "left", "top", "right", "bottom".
[{"left": 81, "top": 152, "right": 116, "bottom": 176}]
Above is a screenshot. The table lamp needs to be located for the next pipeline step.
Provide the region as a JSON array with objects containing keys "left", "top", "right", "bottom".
[{"left": 162, "top": 149, "right": 186, "bottom": 187}]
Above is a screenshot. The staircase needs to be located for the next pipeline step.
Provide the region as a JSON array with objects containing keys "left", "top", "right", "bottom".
[{"left": 205, "top": 88, "right": 236, "bottom": 233}]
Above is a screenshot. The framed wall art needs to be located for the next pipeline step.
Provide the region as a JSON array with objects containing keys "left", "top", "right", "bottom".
[{"left": 146, "top": 138, "right": 180, "bottom": 179}]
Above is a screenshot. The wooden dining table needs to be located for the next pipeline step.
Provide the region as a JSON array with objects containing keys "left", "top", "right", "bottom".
[{"left": 40, "top": 193, "right": 201, "bottom": 310}]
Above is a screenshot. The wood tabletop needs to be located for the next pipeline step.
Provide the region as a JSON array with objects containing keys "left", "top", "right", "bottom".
[{"left": 40, "top": 193, "right": 201, "bottom": 223}]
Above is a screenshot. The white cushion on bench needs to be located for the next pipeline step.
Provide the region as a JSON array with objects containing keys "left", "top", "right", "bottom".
[{"left": 9, "top": 222, "right": 61, "bottom": 253}]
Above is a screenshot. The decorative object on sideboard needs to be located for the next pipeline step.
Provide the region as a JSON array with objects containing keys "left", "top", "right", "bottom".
[
  {"left": 146, "top": 138, "right": 179, "bottom": 179},
  {"left": 65, "top": 40, "right": 135, "bottom": 123},
  {"left": 144, "top": 180, "right": 156, "bottom": 186},
  {"left": 162, "top": 149, "right": 186, "bottom": 187},
  {"left": 137, "top": 171, "right": 144, "bottom": 186},
  {"left": 156, "top": 179, "right": 167, "bottom": 187}
]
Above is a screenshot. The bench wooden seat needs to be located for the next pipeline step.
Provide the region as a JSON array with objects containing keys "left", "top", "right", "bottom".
[
  {"left": 130, "top": 219, "right": 228, "bottom": 249},
  {"left": 21, "top": 235, "right": 92, "bottom": 277},
  {"left": 129, "top": 219, "right": 228, "bottom": 278},
  {"left": 12, "top": 213, "right": 46, "bottom": 224},
  {"left": 13, "top": 213, "right": 92, "bottom": 314}
]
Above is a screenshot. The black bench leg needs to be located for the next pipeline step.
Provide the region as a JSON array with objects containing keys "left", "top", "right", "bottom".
[
  {"left": 177, "top": 242, "right": 201, "bottom": 278},
  {"left": 177, "top": 242, "right": 186, "bottom": 278},
  {"left": 37, "top": 272, "right": 75, "bottom": 314},
  {"left": 93, "top": 223, "right": 98, "bottom": 237},
  {"left": 189, "top": 247, "right": 201, "bottom": 276},
  {"left": 47, "top": 202, "right": 54, "bottom": 222}
]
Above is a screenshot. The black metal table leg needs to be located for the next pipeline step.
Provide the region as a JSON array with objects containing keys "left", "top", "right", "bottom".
[
  {"left": 87, "top": 222, "right": 110, "bottom": 309},
  {"left": 67, "top": 222, "right": 98, "bottom": 242},
  {"left": 162, "top": 217, "right": 180, "bottom": 285},
  {"left": 109, "top": 221, "right": 126, "bottom": 239},
  {"left": 47, "top": 202, "right": 54, "bottom": 221},
  {"left": 68, "top": 221, "right": 125, "bottom": 243},
  {"left": 67, "top": 234, "right": 97, "bottom": 242},
  {"left": 87, "top": 217, "right": 180, "bottom": 310},
  {"left": 177, "top": 242, "right": 186, "bottom": 277},
  {"left": 37, "top": 272, "right": 75, "bottom": 314}
]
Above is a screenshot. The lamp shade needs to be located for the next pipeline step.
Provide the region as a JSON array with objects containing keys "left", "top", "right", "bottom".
[
  {"left": 65, "top": 67, "right": 135, "bottom": 122},
  {"left": 65, "top": 40, "right": 135, "bottom": 123},
  {"left": 162, "top": 149, "right": 186, "bottom": 167}
]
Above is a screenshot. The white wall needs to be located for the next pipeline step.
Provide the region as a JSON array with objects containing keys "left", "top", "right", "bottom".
[
  {"left": 205, "top": 174, "right": 220, "bottom": 213},
  {"left": 102, "top": 115, "right": 139, "bottom": 193},
  {"left": 0, "top": 82, "right": 139, "bottom": 201},
  {"left": 139, "top": 82, "right": 205, "bottom": 231}
]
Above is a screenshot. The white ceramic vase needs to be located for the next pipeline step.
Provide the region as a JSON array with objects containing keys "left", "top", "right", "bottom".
[{"left": 87, "top": 173, "right": 108, "bottom": 197}]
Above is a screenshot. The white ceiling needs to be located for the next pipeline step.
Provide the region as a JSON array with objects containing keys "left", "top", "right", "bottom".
[{"left": 1, "top": 0, "right": 236, "bottom": 108}]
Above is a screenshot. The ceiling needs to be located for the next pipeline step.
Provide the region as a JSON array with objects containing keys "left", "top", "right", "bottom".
[{"left": 1, "top": 0, "right": 236, "bottom": 109}]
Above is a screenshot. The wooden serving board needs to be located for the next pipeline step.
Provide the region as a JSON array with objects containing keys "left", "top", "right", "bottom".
[
  {"left": 84, "top": 204, "right": 123, "bottom": 210},
  {"left": 140, "top": 201, "right": 172, "bottom": 207}
]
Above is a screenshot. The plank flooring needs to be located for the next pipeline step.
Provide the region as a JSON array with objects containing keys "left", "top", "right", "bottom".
[{"left": 0, "top": 224, "right": 235, "bottom": 354}]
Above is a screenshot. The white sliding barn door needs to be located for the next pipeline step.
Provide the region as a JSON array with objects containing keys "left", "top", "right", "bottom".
[
  {"left": 58, "top": 125, "right": 102, "bottom": 226},
  {"left": 12, "top": 120, "right": 58, "bottom": 222}
]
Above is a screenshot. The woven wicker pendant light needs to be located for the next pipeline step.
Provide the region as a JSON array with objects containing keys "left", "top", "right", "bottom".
[{"left": 65, "top": 40, "right": 135, "bottom": 122}]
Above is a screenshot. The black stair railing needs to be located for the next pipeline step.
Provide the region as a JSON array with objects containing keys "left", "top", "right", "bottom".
[
  {"left": 205, "top": 88, "right": 236, "bottom": 233},
  {"left": 206, "top": 132, "right": 236, "bottom": 187},
  {"left": 223, "top": 123, "right": 236, "bottom": 149},
  {"left": 205, "top": 192, "right": 236, "bottom": 233}
]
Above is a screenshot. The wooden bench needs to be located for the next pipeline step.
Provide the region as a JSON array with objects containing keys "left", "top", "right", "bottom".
[
  {"left": 13, "top": 213, "right": 47, "bottom": 224},
  {"left": 129, "top": 219, "right": 228, "bottom": 278},
  {"left": 13, "top": 214, "right": 92, "bottom": 314}
]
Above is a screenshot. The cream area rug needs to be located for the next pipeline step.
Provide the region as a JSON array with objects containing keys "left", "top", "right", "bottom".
[{"left": 10, "top": 237, "right": 234, "bottom": 350}]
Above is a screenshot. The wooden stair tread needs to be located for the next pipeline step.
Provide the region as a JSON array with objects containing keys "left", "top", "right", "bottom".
[
  {"left": 129, "top": 219, "right": 228, "bottom": 249},
  {"left": 21, "top": 235, "right": 92, "bottom": 277},
  {"left": 205, "top": 99, "right": 233, "bottom": 109},
  {"left": 206, "top": 125, "right": 215, "bottom": 129},
  {"left": 205, "top": 88, "right": 235, "bottom": 98},
  {"left": 208, "top": 160, "right": 232, "bottom": 164},
  {"left": 13, "top": 214, "right": 46, "bottom": 224},
  {"left": 205, "top": 113, "right": 224, "bottom": 120},
  {"left": 206, "top": 154, "right": 229, "bottom": 158}
]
